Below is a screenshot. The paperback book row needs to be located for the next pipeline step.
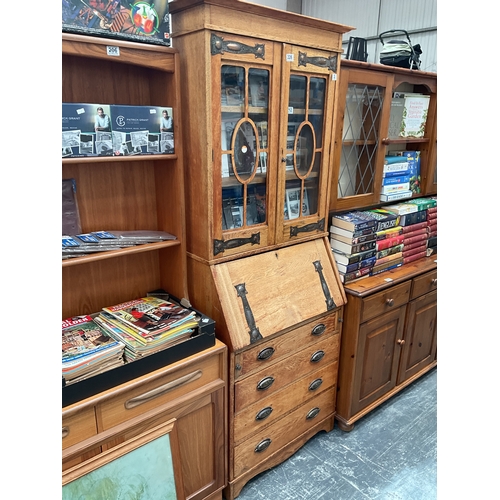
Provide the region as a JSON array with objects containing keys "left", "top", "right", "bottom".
[
  {"left": 62, "top": 178, "right": 177, "bottom": 259},
  {"left": 381, "top": 151, "right": 421, "bottom": 202},
  {"left": 330, "top": 197, "right": 437, "bottom": 284},
  {"left": 62, "top": 295, "right": 199, "bottom": 386},
  {"left": 62, "top": 103, "right": 174, "bottom": 158}
]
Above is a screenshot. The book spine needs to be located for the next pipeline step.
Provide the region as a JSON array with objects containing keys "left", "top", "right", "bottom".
[
  {"left": 62, "top": 340, "right": 120, "bottom": 364},
  {"left": 403, "top": 251, "right": 427, "bottom": 264},
  {"left": 427, "top": 207, "right": 438, "bottom": 215},
  {"left": 382, "top": 175, "right": 411, "bottom": 185},
  {"left": 402, "top": 228, "right": 428, "bottom": 240},
  {"left": 401, "top": 221, "right": 428, "bottom": 233},
  {"left": 329, "top": 225, "right": 376, "bottom": 238},
  {"left": 403, "top": 234, "right": 429, "bottom": 246},
  {"left": 403, "top": 240, "right": 428, "bottom": 252},
  {"left": 402, "top": 244, "right": 427, "bottom": 258},
  {"left": 380, "top": 182, "right": 411, "bottom": 194},
  {"left": 370, "top": 259, "right": 403, "bottom": 276},
  {"left": 379, "top": 190, "right": 413, "bottom": 202},
  {"left": 342, "top": 265, "right": 372, "bottom": 283},
  {"left": 375, "top": 252, "right": 403, "bottom": 266},
  {"left": 331, "top": 238, "right": 377, "bottom": 255},
  {"left": 427, "top": 236, "right": 438, "bottom": 248},
  {"left": 376, "top": 235, "right": 405, "bottom": 251},
  {"left": 376, "top": 244, "right": 404, "bottom": 260},
  {"left": 376, "top": 227, "right": 403, "bottom": 240},
  {"left": 399, "top": 211, "right": 427, "bottom": 226}
]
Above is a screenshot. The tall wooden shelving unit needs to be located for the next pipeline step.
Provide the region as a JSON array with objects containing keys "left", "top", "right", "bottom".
[
  {"left": 169, "top": 1, "right": 351, "bottom": 498},
  {"left": 62, "top": 34, "right": 227, "bottom": 500}
]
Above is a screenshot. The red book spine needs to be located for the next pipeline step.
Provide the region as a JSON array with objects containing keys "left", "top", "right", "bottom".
[
  {"left": 403, "top": 240, "right": 429, "bottom": 252},
  {"left": 402, "top": 244, "right": 427, "bottom": 258},
  {"left": 427, "top": 207, "right": 438, "bottom": 215},
  {"left": 401, "top": 221, "right": 428, "bottom": 234},
  {"left": 403, "top": 234, "right": 429, "bottom": 246},
  {"left": 428, "top": 230, "right": 437, "bottom": 238},
  {"left": 376, "top": 235, "right": 405, "bottom": 251},
  {"left": 402, "top": 228, "right": 428, "bottom": 240},
  {"left": 403, "top": 251, "right": 427, "bottom": 264}
]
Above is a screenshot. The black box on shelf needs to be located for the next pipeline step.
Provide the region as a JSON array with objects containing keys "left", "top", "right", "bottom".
[
  {"left": 62, "top": 293, "right": 215, "bottom": 408},
  {"left": 62, "top": 0, "right": 171, "bottom": 47}
]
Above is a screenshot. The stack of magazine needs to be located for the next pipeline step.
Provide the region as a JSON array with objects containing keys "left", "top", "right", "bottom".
[
  {"left": 62, "top": 315, "right": 126, "bottom": 385},
  {"left": 94, "top": 296, "right": 199, "bottom": 362}
]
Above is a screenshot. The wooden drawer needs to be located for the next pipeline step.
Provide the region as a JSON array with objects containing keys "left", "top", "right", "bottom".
[
  {"left": 361, "top": 281, "right": 411, "bottom": 323},
  {"left": 233, "top": 387, "right": 335, "bottom": 477},
  {"left": 234, "top": 334, "right": 339, "bottom": 413},
  {"left": 62, "top": 405, "right": 98, "bottom": 449},
  {"left": 234, "top": 312, "right": 338, "bottom": 380},
  {"left": 234, "top": 361, "right": 337, "bottom": 444},
  {"left": 97, "top": 355, "right": 222, "bottom": 430},
  {"left": 410, "top": 270, "right": 437, "bottom": 300}
]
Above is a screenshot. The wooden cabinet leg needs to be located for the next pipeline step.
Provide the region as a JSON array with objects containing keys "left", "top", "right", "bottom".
[{"left": 336, "top": 419, "right": 354, "bottom": 432}]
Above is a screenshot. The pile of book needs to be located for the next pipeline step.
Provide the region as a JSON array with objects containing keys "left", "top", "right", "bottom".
[
  {"left": 94, "top": 296, "right": 199, "bottom": 363},
  {"left": 380, "top": 151, "right": 421, "bottom": 203},
  {"left": 330, "top": 197, "right": 437, "bottom": 284},
  {"left": 62, "top": 315, "right": 126, "bottom": 386},
  {"left": 62, "top": 230, "right": 177, "bottom": 259}
]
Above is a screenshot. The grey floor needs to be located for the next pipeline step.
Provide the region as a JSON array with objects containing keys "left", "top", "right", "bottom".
[{"left": 229, "top": 367, "right": 437, "bottom": 500}]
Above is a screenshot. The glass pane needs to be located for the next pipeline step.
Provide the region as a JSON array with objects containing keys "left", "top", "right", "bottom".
[
  {"left": 233, "top": 121, "right": 257, "bottom": 180},
  {"left": 296, "top": 123, "right": 314, "bottom": 176},
  {"left": 289, "top": 75, "right": 307, "bottom": 110},
  {"left": 220, "top": 65, "right": 269, "bottom": 231},
  {"left": 309, "top": 77, "right": 325, "bottom": 148},
  {"left": 338, "top": 83, "right": 384, "bottom": 198},
  {"left": 221, "top": 65, "right": 244, "bottom": 107}
]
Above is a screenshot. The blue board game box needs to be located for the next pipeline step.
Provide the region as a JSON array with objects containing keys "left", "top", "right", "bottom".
[
  {"left": 110, "top": 105, "right": 174, "bottom": 156},
  {"left": 62, "top": 103, "right": 114, "bottom": 158},
  {"left": 62, "top": 1, "right": 171, "bottom": 46}
]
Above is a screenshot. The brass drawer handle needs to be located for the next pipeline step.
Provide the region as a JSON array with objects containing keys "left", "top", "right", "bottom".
[
  {"left": 125, "top": 370, "right": 202, "bottom": 410},
  {"left": 431, "top": 278, "right": 437, "bottom": 286},
  {"left": 257, "top": 347, "right": 275, "bottom": 361},
  {"left": 309, "top": 378, "right": 323, "bottom": 391},
  {"left": 397, "top": 339, "right": 405, "bottom": 345},
  {"left": 311, "top": 323, "right": 326, "bottom": 336},
  {"left": 310, "top": 350, "right": 325, "bottom": 363},
  {"left": 306, "top": 407, "right": 321, "bottom": 420},
  {"left": 386, "top": 298, "right": 394, "bottom": 306},
  {"left": 255, "top": 438, "right": 272, "bottom": 453},
  {"left": 256, "top": 376, "right": 275, "bottom": 391},
  {"left": 62, "top": 426, "right": 69, "bottom": 439},
  {"left": 255, "top": 407, "right": 273, "bottom": 421}
]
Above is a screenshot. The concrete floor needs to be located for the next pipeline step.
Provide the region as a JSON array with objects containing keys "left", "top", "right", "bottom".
[{"left": 229, "top": 367, "right": 437, "bottom": 500}]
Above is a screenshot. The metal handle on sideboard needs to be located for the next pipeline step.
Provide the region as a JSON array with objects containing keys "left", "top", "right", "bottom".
[{"left": 125, "top": 370, "right": 203, "bottom": 410}]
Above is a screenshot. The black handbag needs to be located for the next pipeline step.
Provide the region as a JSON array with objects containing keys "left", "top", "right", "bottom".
[{"left": 379, "top": 29, "right": 422, "bottom": 70}]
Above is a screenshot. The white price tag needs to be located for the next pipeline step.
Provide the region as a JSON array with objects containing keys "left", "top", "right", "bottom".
[
  {"left": 288, "top": 106, "right": 293, "bottom": 114},
  {"left": 384, "top": 278, "right": 394, "bottom": 282},
  {"left": 332, "top": 73, "right": 337, "bottom": 81},
  {"left": 286, "top": 53, "right": 294, "bottom": 62},
  {"left": 106, "top": 46, "right": 120, "bottom": 57}
]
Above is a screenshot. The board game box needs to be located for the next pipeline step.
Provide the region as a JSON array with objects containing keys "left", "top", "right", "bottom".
[{"left": 62, "top": 0, "right": 171, "bottom": 46}]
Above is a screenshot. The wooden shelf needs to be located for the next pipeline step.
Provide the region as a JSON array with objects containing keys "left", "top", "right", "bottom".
[{"left": 62, "top": 240, "right": 182, "bottom": 268}]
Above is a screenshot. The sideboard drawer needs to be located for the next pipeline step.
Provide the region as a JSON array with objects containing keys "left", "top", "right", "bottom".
[
  {"left": 234, "top": 334, "right": 339, "bottom": 413},
  {"left": 62, "top": 406, "right": 97, "bottom": 449},
  {"left": 410, "top": 270, "right": 437, "bottom": 300},
  {"left": 361, "top": 281, "right": 411, "bottom": 323},
  {"left": 98, "top": 355, "right": 222, "bottom": 430}
]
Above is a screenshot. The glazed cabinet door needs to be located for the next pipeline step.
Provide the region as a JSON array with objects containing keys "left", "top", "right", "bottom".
[
  {"left": 330, "top": 67, "right": 393, "bottom": 212},
  {"left": 276, "top": 44, "right": 337, "bottom": 244},
  {"left": 397, "top": 290, "right": 437, "bottom": 384},
  {"left": 351, "top": 306, "right": 406, "bottom": 415},
  {"left": 211, "top": 32, "right": 280, "bottom": 260}
]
